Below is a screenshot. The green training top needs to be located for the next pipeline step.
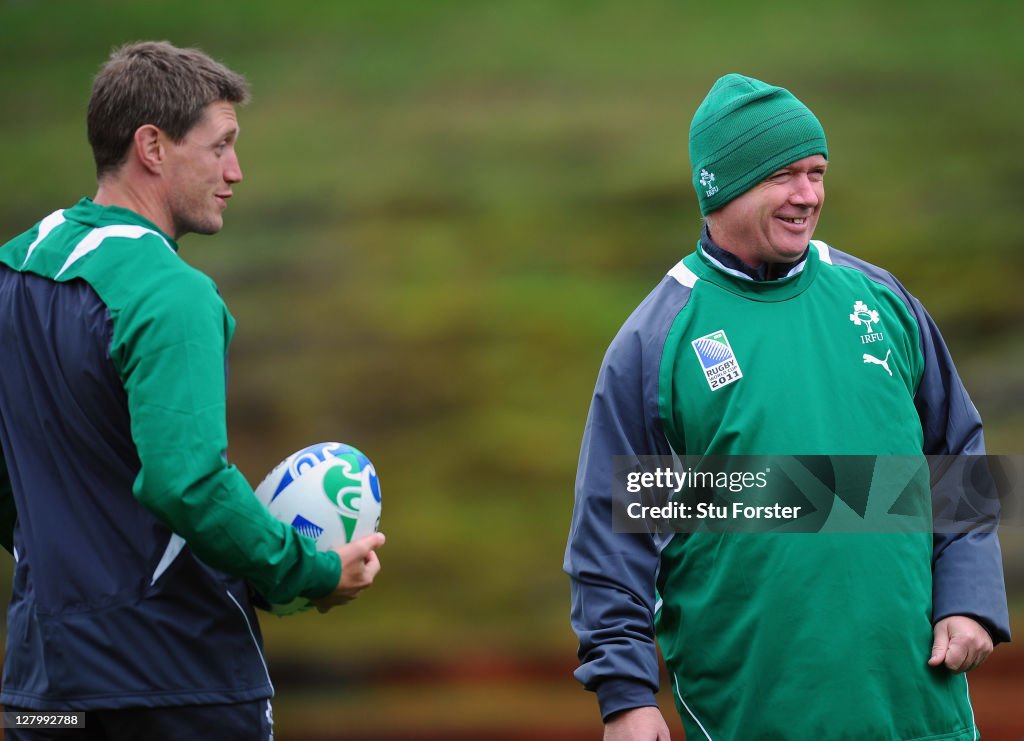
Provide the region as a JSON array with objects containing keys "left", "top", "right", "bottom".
[
  {"left": 654, "top": 245, "right": 975, "bottom": 739},
  {"left": 0, "top": 198, "right": 340, "bottom": 603}
]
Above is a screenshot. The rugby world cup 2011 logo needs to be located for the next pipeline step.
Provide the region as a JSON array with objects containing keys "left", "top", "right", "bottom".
[{"left": 692, "top": 330, "right": 743, "bottom": 391}]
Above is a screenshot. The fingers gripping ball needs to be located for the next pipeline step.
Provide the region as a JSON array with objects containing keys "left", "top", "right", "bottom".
[{"left": 254, "top": 442, "right": 382, "bottom": 615}]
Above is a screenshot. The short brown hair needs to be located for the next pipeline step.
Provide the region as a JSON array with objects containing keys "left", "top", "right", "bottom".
[{"left": 87, "top": 41, "right": 250, "bottom": 178}]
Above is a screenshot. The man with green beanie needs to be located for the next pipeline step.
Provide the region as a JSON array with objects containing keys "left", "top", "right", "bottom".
[{"left": 565, "top": 74, "right": 1009, "bottom": 739}]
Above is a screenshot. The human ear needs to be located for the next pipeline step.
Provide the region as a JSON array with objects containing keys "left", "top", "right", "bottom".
[{"left": 133, "top": 124, "right": 165, "bottom": 175}]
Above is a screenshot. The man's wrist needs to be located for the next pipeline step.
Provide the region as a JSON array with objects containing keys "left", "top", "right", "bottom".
[{"left": 596, "top": 678, "right": 659, "bottom": 722}]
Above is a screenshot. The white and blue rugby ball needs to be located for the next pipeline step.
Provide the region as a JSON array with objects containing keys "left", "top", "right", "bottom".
[{"left": 254, "top": 441, "right": 382, "bottom": 615}]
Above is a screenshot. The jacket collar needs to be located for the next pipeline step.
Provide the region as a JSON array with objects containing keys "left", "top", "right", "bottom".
[{"left": 699, "top": 223, "right": 807, "bottom": 282}]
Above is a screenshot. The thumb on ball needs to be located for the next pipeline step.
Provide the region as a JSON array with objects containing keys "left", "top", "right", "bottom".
[{"left": 357, "top": 531, "right": 386, "bottom": 552}]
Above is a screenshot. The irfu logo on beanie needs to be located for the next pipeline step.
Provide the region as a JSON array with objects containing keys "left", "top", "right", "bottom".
[
  {"left": 699, "top": 169, "right": 719, "bottom": 198},
  {"left": 689, "top": 74, "right": 828, "bottom": 216}
]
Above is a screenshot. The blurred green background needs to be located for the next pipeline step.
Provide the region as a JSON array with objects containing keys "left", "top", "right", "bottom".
[{"left": 1, "top": 0, "right": 1021, "bottom": 737}]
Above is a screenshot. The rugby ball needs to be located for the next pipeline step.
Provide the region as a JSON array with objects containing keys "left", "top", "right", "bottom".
[{"left": 254, "top": 441, "right": 382, "bottom": 615}]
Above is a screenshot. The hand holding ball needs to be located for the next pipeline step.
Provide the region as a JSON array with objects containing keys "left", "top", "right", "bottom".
[{"left": 254, "top": 442, "right": 383, "bottom": 615}]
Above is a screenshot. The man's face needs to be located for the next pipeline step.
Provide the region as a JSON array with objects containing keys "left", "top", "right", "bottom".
[
  {"left": 707, "top": 154, "right": 827, "bottom": 267},
  {"left": 162, "top": 101, "right": 242, "bottom": 238}
]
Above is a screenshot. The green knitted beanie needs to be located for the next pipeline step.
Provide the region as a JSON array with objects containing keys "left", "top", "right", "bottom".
[{"left": 689, "top": 74, "right": 828, "bottom": 215}]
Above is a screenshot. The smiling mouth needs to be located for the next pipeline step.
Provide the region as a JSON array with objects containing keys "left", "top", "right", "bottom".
[{"left": 778, "top": 217, "right": 806, "bottom": 225}]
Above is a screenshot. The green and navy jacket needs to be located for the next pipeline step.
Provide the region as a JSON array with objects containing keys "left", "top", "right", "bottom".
[
  {"left": 0, "top": 199, "right": 340, "bottom": 709},
  {"left": 565, "top": 230, "right": 1010, "bottom": 740}
]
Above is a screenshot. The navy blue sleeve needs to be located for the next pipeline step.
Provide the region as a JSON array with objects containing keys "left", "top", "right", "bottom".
[
  {"left": 910, "top": 299, "right": 1011, "bottom": 642},
  {"left": 564, "top": 278, "right": 687, "bottom": 720}
]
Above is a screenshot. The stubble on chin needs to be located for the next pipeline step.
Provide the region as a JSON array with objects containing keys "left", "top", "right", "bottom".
[{"left": 172, "top": 209, "right": 224, "bottom": 238}]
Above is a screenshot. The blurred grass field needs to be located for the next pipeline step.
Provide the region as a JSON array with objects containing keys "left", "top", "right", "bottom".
[{"left": 1, "top": 0, "right": 1022, "bottom": 737}]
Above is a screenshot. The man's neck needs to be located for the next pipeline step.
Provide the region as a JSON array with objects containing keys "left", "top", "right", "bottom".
[
  {"left": 94, "top": 177, "right": 175, "bottom": 239},
  {"left": 699, "top": 224, "right": 806, "bottom": 282}
]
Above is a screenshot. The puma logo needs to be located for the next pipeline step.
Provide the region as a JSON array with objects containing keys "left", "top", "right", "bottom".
[{"left": 862, "top": 349, "right": 892, "bottom": 376}]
